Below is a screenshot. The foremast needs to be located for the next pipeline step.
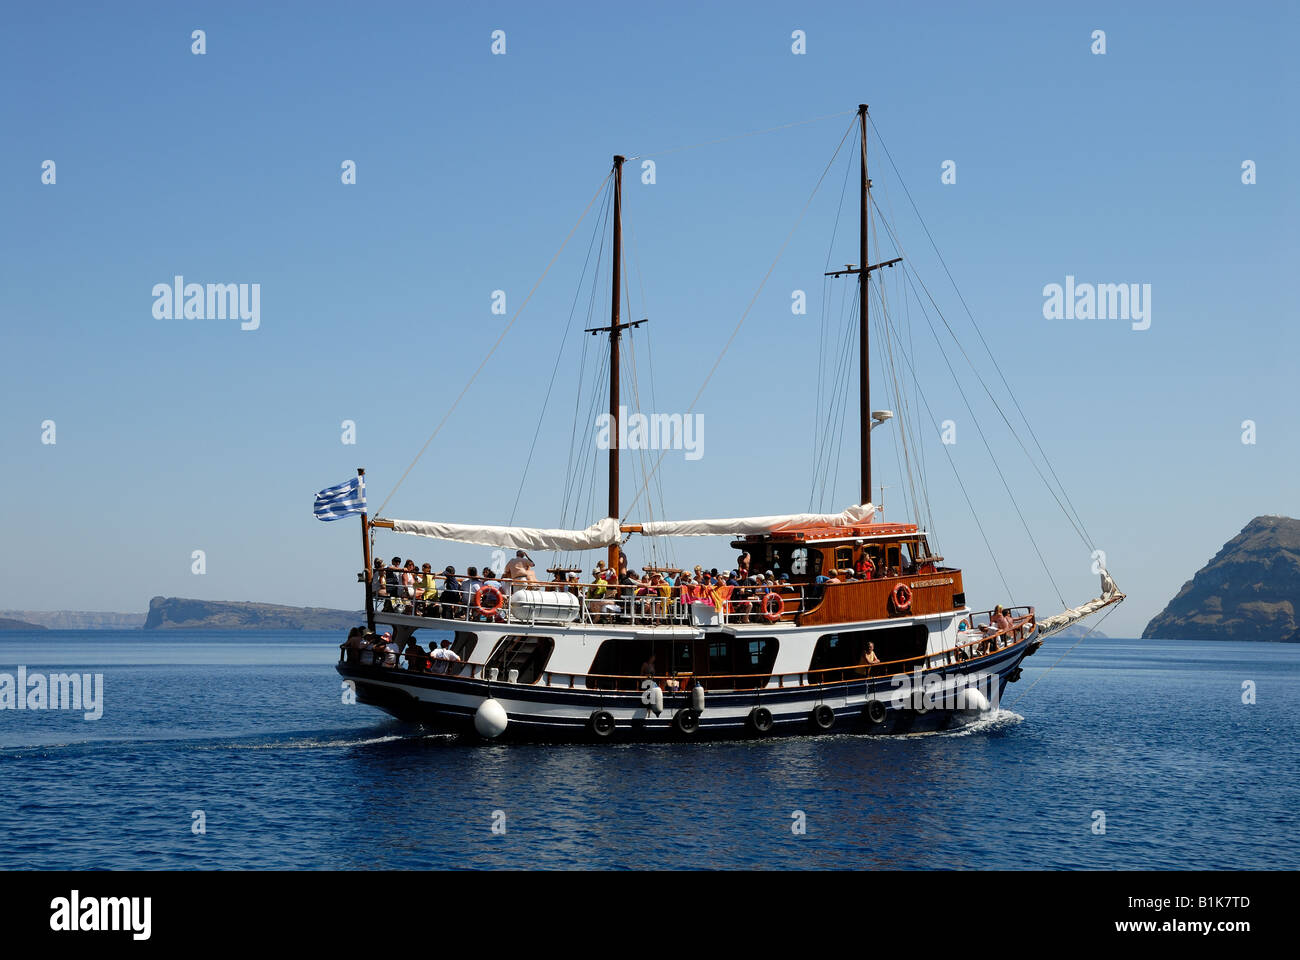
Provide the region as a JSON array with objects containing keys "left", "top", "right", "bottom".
[{"left": 587, "top": 154, "right": 646, "bottom": 571}]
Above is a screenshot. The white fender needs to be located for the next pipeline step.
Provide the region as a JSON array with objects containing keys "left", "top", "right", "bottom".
[
  {"left": 474, "top": 698, "right": 509, "bottom": 738},
  {"left": 691, "top": 685, "right": 705, "bottom": 712},
  {"left": 955, "top": 687, "right": 990, "bottom": 712},
  {"left": 640, "top": 678, "right": 665, "bottom": 716}
]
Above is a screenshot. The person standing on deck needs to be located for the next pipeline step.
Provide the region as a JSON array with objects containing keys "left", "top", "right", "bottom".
[{"left": 504, "top": 550, "right": 537, "bottom": 585}]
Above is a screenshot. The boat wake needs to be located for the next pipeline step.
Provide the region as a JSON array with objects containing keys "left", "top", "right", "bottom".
[
  {"left": 907, "top": 708, "right": 1024, "bottom": 738},
  {"left": 0, "top": 727, "right": 448, "bottom": 756},
  {"left": 196, "top": 729, "right": 455, "bottom": 751}
]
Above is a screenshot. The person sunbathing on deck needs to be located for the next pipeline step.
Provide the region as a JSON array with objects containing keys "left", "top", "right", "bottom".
[{"left": 978, "top": 605, "right": 1013, "bottom": 653}]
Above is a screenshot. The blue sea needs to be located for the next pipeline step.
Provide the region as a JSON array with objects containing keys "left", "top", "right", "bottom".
[{"left": 0, "top": 631, "right": 1295, "bottom": 870}]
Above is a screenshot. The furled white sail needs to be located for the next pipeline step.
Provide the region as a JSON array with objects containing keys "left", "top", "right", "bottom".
[
  {"left": 1035, "top": 569, "right": 1125, "bottom": 639},
  {"left": 638, "top": 503, "right": 875, "bottom": 537},
  {"left": 389, "top": 517, "right": 620, "bottom": 551},
  {"left": 387, "top": 503, "right": 876, "bottom": 550}
]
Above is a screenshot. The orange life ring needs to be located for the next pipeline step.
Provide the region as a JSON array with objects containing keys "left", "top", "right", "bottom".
[
  {"left": 474, "top": 584, "right": 505, "bottom": 617},
  {"left": 763, "top": 592, "right": 783, "bottom": 622},
  {"left": 890, "top": 583, "right": 913, "bottom": 614}
]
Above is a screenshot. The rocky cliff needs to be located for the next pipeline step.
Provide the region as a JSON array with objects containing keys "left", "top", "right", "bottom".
[
  {"left": 1143, "top": 516, "right": 1300, "bottom": 641},
  {"left": 0, "top": 617, "right": 47, "bottom": 630},
  {"left": 143, "top": 597, "right": 364, "bottom": 631},
  {"left": 0, "top": 610, "right": 145, "bottom": 630}
]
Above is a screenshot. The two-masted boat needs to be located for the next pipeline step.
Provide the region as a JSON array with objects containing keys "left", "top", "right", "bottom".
[{"left": 332, "top": 105, "right": 1123, "bottom": 741}]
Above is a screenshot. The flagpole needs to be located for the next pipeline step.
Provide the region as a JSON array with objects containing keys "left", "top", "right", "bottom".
[{"left": 358, "top": 467, "right": 374, "bottom": 632}]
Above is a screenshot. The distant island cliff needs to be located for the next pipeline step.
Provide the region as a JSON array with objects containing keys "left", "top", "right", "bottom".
[
  {"left": 1143, "top": 516, "right": 1300, "bottom": 642},
  {"left": 0, "top": 610, "right": 145, "bottom": 630},
  {"left": 143, "top": 596, "right": 364, "bottom": 631},
  {"left": 0, "top": 617, "right": 47, "bottom": 631}
]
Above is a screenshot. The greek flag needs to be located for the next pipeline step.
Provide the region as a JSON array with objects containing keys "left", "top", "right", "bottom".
[{"left": 314, "top": 476, "right": 366, "bottom": 521}]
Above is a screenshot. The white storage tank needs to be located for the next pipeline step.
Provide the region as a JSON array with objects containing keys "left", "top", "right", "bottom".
[{"left": 508, "top": 589, "right": 581, "bottom": 623}]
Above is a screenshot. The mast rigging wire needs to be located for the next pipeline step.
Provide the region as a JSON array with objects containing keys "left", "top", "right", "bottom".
[
  {"left": 868, "top": 115, "right": 1098, "bottom": 555},
  {"left": 620, "top": 115, "right": 859, "bottom": 521},
  {"left": 376, "top": 171, "right": 613, "bottom": 517},
  {"left": 508, "top": 177, "right": 612, "bottom": 525},
  {"left": 872, "top": 198, "right": 1096, "bottom": 564},
  {"left": 628, "top": 109, "right": 856, "bottom": 161}
]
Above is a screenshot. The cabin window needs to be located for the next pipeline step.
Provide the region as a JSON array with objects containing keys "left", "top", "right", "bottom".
[
  {"left": 452, "top": 631, "right": 478, "bottom": 661},
  {"left": 587, "top": 638, "right": 692, "bottom": 691},
  {"left": 698, "top": 634, "right": 778, "bottom": 690},
  {"left": 484, "top": 635, "right": 554, "bottom": 684},
  {"left": 863, "top": 544, "right": 885, "bottom": 574},
  {"left": 834, "top": 546, "right": 854, "bottom": 571},
  {"left": 756, "top": 544, "right": 821, "bottom": 581},
  {"left": 707, "top": 640, "right": 730, "bottom": 673},
  {"left": 884, "top": 543, "right": 902, "bottom": 576},
  {"left": 808, "top": 626, "right": 929, "bottom": 681},
  {"left": 900, "top": 539, "right": 932, "bottom": 572}
]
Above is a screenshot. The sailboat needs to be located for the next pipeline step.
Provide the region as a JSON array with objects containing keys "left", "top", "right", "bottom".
[{"left": 332, "top": 105, "right": 1124, "bottom": 741}]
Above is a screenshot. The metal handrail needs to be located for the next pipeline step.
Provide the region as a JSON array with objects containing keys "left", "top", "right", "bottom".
[
  {"left": 367, "top": 572, "right": 804, "bottom": 626},
  {"left": 365, "top": 570, "right": 973, "bottom": 628}
]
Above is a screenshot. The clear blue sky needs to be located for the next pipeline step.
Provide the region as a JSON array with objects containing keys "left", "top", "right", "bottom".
[{"left": 2, "top": 1, "right": 1296, "bottom": 637}]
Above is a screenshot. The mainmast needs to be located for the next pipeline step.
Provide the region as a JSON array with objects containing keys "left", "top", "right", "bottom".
[
  {"left": 826, "top": 105, "right": 901, "bottom": 507},
  {"left": 607, "top": 155, "right": 624, "bottom": 572},
  {"left": 858, "top": 104, "right": 870, "bottom": 506}
]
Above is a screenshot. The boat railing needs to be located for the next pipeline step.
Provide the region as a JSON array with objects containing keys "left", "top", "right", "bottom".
[
  {"left": 365, "top": 573, "right": 807, "bottom": 628},
  {"left": 961, "top": 605, "right": 1037, "bottom": 644},
  {"left": 363, "top": 573, "right": 1035, "bottom": 642},
  {"left": 342, "top": 611, "right": 1035, "bottom": 691}
]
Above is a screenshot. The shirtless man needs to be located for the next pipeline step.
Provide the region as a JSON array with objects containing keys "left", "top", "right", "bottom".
[{"left": 504, "top": 550, "right": 538, "bottom": 584}]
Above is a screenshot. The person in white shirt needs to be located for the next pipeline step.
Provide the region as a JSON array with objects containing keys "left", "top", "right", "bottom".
[{"left": 431, "top": 638, "right": 462, "bottom": 674}]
